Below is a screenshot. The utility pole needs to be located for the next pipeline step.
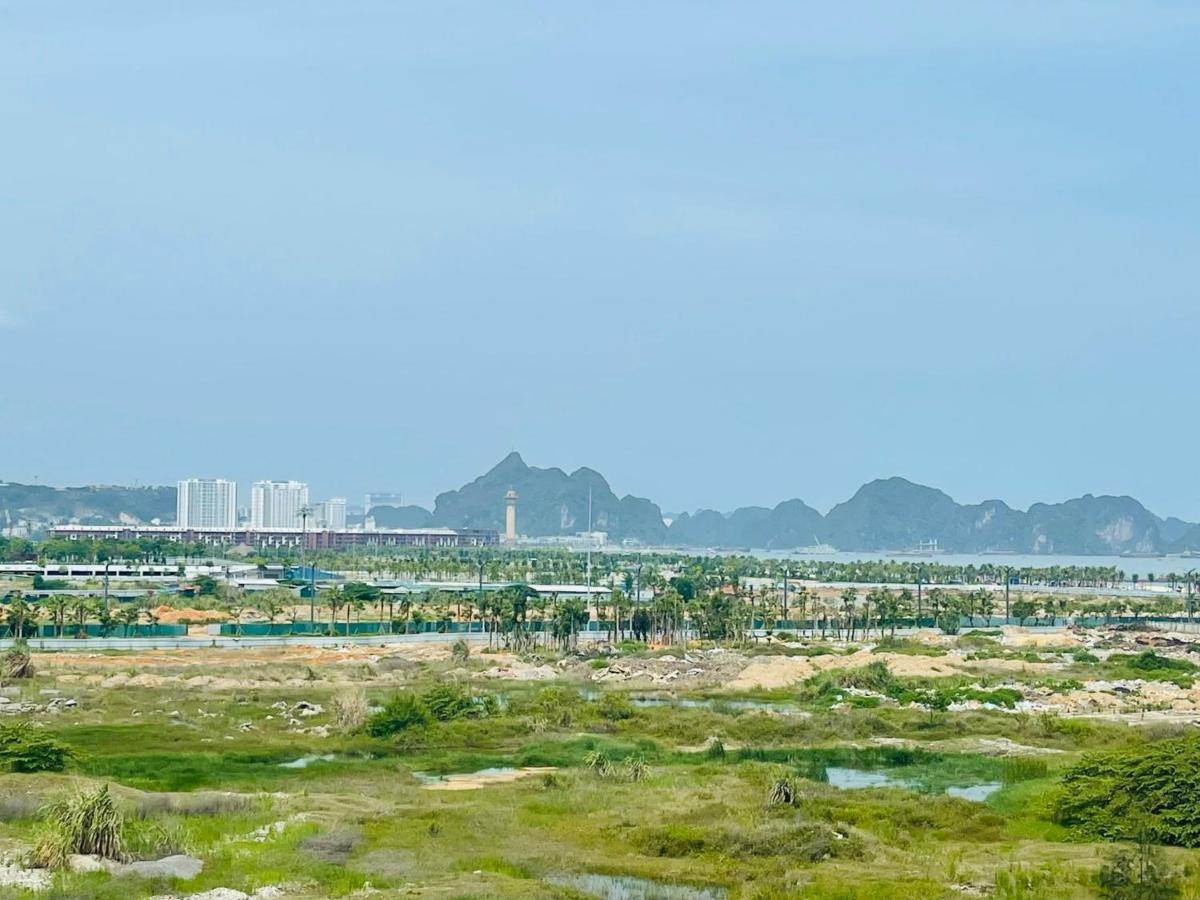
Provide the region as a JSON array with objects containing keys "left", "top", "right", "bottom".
[
  {"left": 1187, "top": 569, "right": 1196, "bottom": 624},
  {"left": 102, "top": 560, "right": 110, "bottom": 614},
  {"left": 1003, "top": 565, "right": 1011, "bottom": 624},
  {"left": 916, "top": 566, "right": 924, "bottom": 626},
  {"left": 782, "top": 566, "right": 789, "bottom": 626},
  {"left": 586, "top": 487, "right": 593, "bottom": 632},
  {"left": 636, "top": 561, "right": 642, "bottom": 626},
  {"left": 298, "top": 505, "right": 314, "bottom": 629},
  {"left": 478, "top": 555, "right": 485, "bottom": 636}
]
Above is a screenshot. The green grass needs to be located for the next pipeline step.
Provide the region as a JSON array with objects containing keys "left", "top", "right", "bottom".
[{"left": 6, "top": 646, "right": 1197, "bottom": 898}]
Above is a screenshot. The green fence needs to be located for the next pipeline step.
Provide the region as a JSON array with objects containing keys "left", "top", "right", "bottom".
[{"left": 28, "top": 624, "right": 188, "bottom": 638}]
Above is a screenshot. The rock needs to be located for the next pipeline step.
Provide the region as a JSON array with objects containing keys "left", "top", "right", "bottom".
[
  {"left": 188, "top": 890, "right": 251, "bottom": 900},
  {"left": 0, "top": 862, "right": 52, "bottom": 890},
  {"left": 294, "top": 702, "right": 323, "bottom": 717},
  {"left": 71, "top": 853, "right": 204, "bottom": 880},
  {"left": 238, "top": 722, "right": 255, "bottom": 731},
  {"left": 125, "top": 854, "right": 205, "bottom": 880}
]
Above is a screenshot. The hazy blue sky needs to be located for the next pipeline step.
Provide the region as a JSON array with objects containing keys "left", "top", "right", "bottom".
[{"left": 2, "top": 2, "right": 1198, "bottom": 518}]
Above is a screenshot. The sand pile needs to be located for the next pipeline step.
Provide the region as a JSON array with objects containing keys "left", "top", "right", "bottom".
[
  {"left": 153, "top": 605, "right": 229, "bottom": 624},
  {"left": 726, "top": 648, "right": 961, "bottom": 691},
  {"left": 999, "top": 626, "right": 1079, "bottom": 648}
]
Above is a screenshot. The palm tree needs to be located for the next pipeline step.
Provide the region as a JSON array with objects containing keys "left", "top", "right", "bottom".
[
  {"left": 69, "top": 596, "right": 95, "bottom": 639},
  {"left": 44, "top": 595, "right": 69, "bottom": 638},
  {"left": 117, "top": 605, "right": 140, "bottom": 637},
  {"left": 226, "top": 603, "right": 247, "bottom": 637},
  {"left": 839, "top": 588, "right": 858, "bottom": 642},
  {"left": 4, "top": 593, "right": 30, "bottom": 639},
  {"left": 321, "top": 587, "right": 344, "bottom": 636}
]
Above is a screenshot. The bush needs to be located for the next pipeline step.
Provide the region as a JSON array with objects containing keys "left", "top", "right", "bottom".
[
  {"left": 1097, "top": 844, "right": 1181, "bottom": 899},
  {"left": 366, "top": 693, "right": 432, "bottom": 737},
  {"left": 332, "top": 687, "right": 368, "bottom": 731},
  {"left": 450, "top": 639, "right": 470, "bottom": 664},
  {"left": 1120, "top": 651, "right": 1195, "bottom": 673},
  {"left": 597, "top": 692, "right": 634, "bottom": 721},
  {"left": 624, "top": 755, "right": 649, "bottom": 782},
  {"left": 0, "top": 723, "right": 71, "bottom": 773},
  {"left": 1053, "top": 736, "right": 1200, "bottom": 846},
  {"left": 767, "top": 777, "right": 798, "bottom": 806},
  {"left": 873, "top": 637, "right": 945, "bottom": 657},
  {"left": 30, "top": 785, "right": 124, "bottom": 869},
  {"left": 583, "top": 750, "right": 612, "bottom": 777},
  {"left": 705, "top": 739, "right": 727, "bottom": 761},
  {"left": 421, "top": 684, "right": 483, "bottom": 722},
  {"left": 2, "top": 639, "right": 34, "bottom": 679}
]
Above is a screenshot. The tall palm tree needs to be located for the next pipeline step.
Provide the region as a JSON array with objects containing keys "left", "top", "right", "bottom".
[{"left": 44, "top": 595, "right": 69, "bottom": 638}]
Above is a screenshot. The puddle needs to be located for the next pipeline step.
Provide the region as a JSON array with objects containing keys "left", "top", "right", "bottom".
[
  {"left": 278, "top": 754, "right": 336, "bottom": 769},
  {"left": 411, "top": 766, "right": 556, "bottom": 790},
  {"left": 824, "top": 767, "right": 1001, "bottom": 802},
  {"left": 549, "top": 872, "right": 726, "bottom": 899},
  {"left": 946, "top": 783, "right": 1002, "bottom": 802}
]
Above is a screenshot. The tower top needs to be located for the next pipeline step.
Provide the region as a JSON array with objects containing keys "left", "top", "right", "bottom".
[{"left": 505, "top": 489, "right": 518, "bottom": 501}]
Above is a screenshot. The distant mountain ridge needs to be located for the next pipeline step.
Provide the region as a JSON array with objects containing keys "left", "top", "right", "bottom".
[
  {"left": 426, "top": 455, "right": 1200, "bottom": 555},
  {"left": 5, "top": 456, "right": 1199, "bottom": 555},
  {"left": 0, "top": 482, "right": 174, "bottom": 528}
]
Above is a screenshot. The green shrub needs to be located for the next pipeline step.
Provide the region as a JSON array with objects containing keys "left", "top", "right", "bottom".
[
  {"left": 597, "top": 692, "right": 634, "bottom": 721},
  {"left": 1097, "top": 844, "right": 1181, "bottom": 899},
  {"left": 420, "top": 684, "right": 483, "bottom": 722},
  {"left": 450, "top": 639, "right": 470, "bottom": 664},
  {"left": 1053, "top": 736, "right": 1200, "bottom": 846},
  {"left": 704, "top": 739, "right": 727, "bottom": 761},
  {"left": 30, "top": 785, "right": 124, "bottom": 869},
  {"left": 873, "top": 637, "right": 946, "bottom": 657},
  {"left": 0, "top": 723, "right": 72, "bottom": 773},
  {"left": 1119, "top": 651, "right": 1195, "bottom": 673},
  {"left": 366, "top": 693, "right": 432, "bottom": 737}
]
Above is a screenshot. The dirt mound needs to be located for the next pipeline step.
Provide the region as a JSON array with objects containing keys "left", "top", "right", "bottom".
[
  {"left": 153, "top": 605, "right": 228, "bottom": 624},
  {"left": 726, "top": 648, "right": 958, "bottom": 691},
  {"left": 999, "top": 626, "right": 1079, "bottom": 648}
]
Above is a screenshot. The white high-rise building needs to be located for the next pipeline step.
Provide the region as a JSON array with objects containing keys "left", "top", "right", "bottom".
[
  {"left": 317, "top": 498, "right": 347, "bottom": 530},
  {"left": 176, "top": 479, "right": 238, "bottom": 529},
  {"left": 250, "top": 480, "right": 310, "bottom": 529}
]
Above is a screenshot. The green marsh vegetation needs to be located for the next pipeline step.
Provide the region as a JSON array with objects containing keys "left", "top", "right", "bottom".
[{"left": 1, "top": 643, "right": 1199, "bottom": 898}]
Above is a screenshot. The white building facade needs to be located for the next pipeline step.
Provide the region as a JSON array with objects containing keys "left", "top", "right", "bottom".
[
  {"left": 250, "top": 480, "right": 310, "bottom": 528},
  {"left": 317, "top": 498, "right": 347, "bottom": 530},
  {"left": 176, "top": 478, "right": 238, "bottom": 529}
]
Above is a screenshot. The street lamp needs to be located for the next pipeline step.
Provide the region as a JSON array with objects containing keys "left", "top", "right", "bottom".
[
  {"left": 297, "top": 506, "right": 314, "bottom": 629},
  {"left": 1187, "top": 569, "right": 1196, "bottom": 625}
]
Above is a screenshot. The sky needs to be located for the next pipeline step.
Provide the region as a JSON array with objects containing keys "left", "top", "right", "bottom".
[{"left": 1, "top": 2, "right": 1198, "bottom": 519}]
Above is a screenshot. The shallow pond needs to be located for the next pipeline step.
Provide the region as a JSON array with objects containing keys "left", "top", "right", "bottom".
[
  {"left": 410, "top": 766, "right": 521, "bottom": 785},
  {"left": 548, "top": 872, "right": 727, "bottom": 900},
  {"left": 824, "top": 766, "right": 1001, "bottom": 802},
  {"left": 278, "top": 754, "right": 336, "bottom": 769}
]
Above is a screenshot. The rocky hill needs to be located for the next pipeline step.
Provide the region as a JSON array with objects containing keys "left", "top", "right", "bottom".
[
  {"left": 7, "top": 458, "right": 1198, "bottom": 555},
  {"left": 430, "top": 452, "right": 667, "bottom": 544},
  {"left": 0, "top": 482, "right": 174, "bottom": 527}
]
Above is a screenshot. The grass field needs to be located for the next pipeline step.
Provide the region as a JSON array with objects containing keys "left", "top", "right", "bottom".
[{"left": 2, "top": 634, "right": 1199, "bottom": 898}]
